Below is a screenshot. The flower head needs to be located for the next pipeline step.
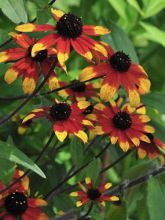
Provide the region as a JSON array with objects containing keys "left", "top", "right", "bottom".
[
  {"left": 138, "top": 133, "right": 165, "bottom": 162},
  {"left": 70, "top": 177, "right": 119, "bottom": 207},
  {"left": 22, "top": 100, "right": 93, "bottom": 143},
  {"left": 0, "top": 32, "right": 58, "bottom": 94},
  {"left": 58, "top": 80, "right": 98, "bottom": 101},
  {"left": 15, "top": 9, "right": 110, "bottom": 69},
  {"left": 80, "top": 45, "right": 151, "bottom": 107},
  {"left": 0, "top": 169, "right": 48, "bottom": 220},
  {"left": 94, "top": 101, "right": 155, "bottom": 152}
]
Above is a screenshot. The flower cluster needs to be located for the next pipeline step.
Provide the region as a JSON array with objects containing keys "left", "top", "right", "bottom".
[{"left": 0, "top": 5, "right": 165, "bottom": 220}]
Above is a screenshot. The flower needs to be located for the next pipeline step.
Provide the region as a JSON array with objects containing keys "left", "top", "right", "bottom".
[
  {"left": 79, "top": 45, "right": 151, "bottom": 106},
  {"left": 58, "top": 80, "right": 98, "bottom": 101},
  {"left": 0, "top": 169, "right": 48, "bottom": 220},
  {"left": 70, "top": 177, "right": 119, "bottom": 207},
  {"left": 22, "top": 100, "right": 93, "bottom": 143},
  {"left": 15, "top": 9, "right": 110, "bottom": 69},
  {"left": 94, "top": 101, "right": 155, "bottom": 152},
  {"left": 0, "top": 32, "right": 58, "bottom": 94},
  {"left": 137, "top": 133, "right": 165, "bottom": 162},
  {"left": 17, "top": 119, "right": 33, "bottom": 135}
]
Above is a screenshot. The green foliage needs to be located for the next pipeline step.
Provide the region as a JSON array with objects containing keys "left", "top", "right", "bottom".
[
  {"left": 0, "top": 0, "right": 165, "bottom": 219},
  {"left": 0, "top": 139, "right": 45, "bottom": 178},
  {"left": 0, "top": 0, "right": 28, "bottom": 24}
]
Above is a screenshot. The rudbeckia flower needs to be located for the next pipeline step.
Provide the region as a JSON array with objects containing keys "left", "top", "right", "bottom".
[
  {"left": 17, "top": 119, "right": 33, "bottom": 135},
  {"left": 15, "top": 9, "right": 110, "bottom": 69},
  {"left": 94, "top": 101, "right": 155, "bottom": 152},
  {"left": 80, "top": 45, "right": 151, "bottom": 107},
  {"left": 0, "top": 169, "right": 48, "bottom": 220},
  {"left": 137, "top": 133, "right": 165, "bottom": 162},
  {"left": 0, "top": 32, "right": 58, "bottom": 94},
  {"left": 58, "top": 80, "right": 98, "bottom": 101},
  {"left": 70, "top": 177, "right": 119, "bottom": 207},
  {"left": 22, "top": 100, "right": 93, "bottom": 143}
]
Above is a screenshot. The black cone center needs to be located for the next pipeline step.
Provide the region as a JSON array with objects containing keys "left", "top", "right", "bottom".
[
  {"left": 5, "top": 192, "right": 28, "bottom": 215},
  {"left": 87, "top": 188, "right": 101, "bottom": 200},
  {"left": 112, "top": 111, "right": 132, "bottom": 130},
  {"left": 28, "top": 46, "right": 47, "bottom": 62},
  {"left": 56, "top": 13, "right": 83, "bottom": 38},
  {"left": 83, "top": 105, "right": 94, "bottom": 115},
  {"left": 50, "top": 103, "right": 71, "bottom": 121},
  {"left": 71, "top": 80, "right": 86, "bottom": 92},
  {"left": 109, "top": 51, "right": 131, "bottom": 72},
  {"left": 146, "top": 133, "right": 154, "bottom": 141}
]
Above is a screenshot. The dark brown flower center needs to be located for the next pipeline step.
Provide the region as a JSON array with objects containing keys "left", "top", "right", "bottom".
[
  {"left": 146, "top": 133, "right": 154, "bottom": 141},
  {"left": 87, "top": 188, "right": 101, "bottom": 200},
  {"left": 50, "top": 103, "right": 71, "bottom": 121},
  {"left": 28, "top": 46, "right": 48, "bottom": 62},
  {"left": 5, "top": 192, "right": 28, "bottom": 215},
  {"left": 112, "top": 111, "right": 132, "bottom": 130},
  {"left": 56, "top": 13, "right": 83, "bottom": 38},
  {"left": 83, "top": 105, "right": 94, "bottom": 115},
  {"left": 71, "top": 80, "right": 86, "bottom": 92},
  {"left": 109, "top": 51, "right": 131, "bottom": 72}
]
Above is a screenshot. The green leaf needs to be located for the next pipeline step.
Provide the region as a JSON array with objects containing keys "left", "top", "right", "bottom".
[
  {"left": 0, "top": 0, "right": 28, "bottom": 24},
  {"left": 142, "top": 92, "right": 165, "bottom": 113},
  {"left": 147, "top": 177, "right": 165, "bottom": 220},
  {"left": 0, "top": 158, "right": 15, "bottom": 184},
  {"left": 127, "top": 0, "right": 143, "bottom": 15},
  {"left": 107, "top": 205, "right": 127, "bottom": 220},
  {"left": 85, "top": 158, "right": 101, "bottom": 183},
  {"left": 108, "top": 0, "right": 127, "bottom": 20},
  {"left": 70, "top": 137, "right": 84, "bottom": 167},
  {"left": 140, "top": 22, "right": 165, "bottom": 47},
  {"left": 142, "top": 0, "right": 165, "bottom": 18},
  {"left": 101, "top": 22, "right": 139, "bottom": 63},
  {"left": 0, "top": 140, "right": 46, "bottom": 178}
]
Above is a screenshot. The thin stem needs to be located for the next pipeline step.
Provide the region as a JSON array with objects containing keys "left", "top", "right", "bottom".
[
  {"left": 107, "top": 164, "right": 165, "bottom": 195},
  {"left": 44, "top": 142, "right": 110, "bottom": 201},
  {"left": 78, "top": 202, "right": 94, "bottom": 220},
  {"left": 0, "top": 38, "right": 12, "bottom": 48},
  {"left": 0, "top": 132, "right": 54, "bottom": 194},
  {"left": 0, "top": 59, "right": 57, "bottom": 126},
  {"left": 0, "top": 75, "right": 105, "bottom": 102},
  {"left": 48, "top": 0, "right": 57, "bottom": 5},
  {"left": 100, "top": 149, "right": 134, "bottom": 174}
]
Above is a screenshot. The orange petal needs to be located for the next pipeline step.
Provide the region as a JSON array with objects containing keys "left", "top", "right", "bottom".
[
  {"left": 51, "top": 8, "right": 65, "bottom": 21},
  {"left": 15, "top": 23, "right": 54, "bottom": 32},
  {"left": 83, "top": 25, "right": 110, "bottom": 36},
  {"left": 28, "top": 198, "right": 47, "bottom": 208}
]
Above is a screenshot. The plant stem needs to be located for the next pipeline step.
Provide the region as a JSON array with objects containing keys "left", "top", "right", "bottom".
[
  {"left": 100, "top": 149, "right": 134, "bottom": 174},
  {"left": 107, "top": 164, "right": 165, "bottom": 195},
  {"left": 78, "top": 202, "right": 94, "bottom": 220},
  {"left": 0, "top": 132, "right": 54, "bottom": 194},
  {"left": 0, "top": 59, "right": 57, "bottom": 126}
]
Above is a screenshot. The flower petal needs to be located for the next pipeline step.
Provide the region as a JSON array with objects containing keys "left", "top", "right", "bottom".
[
  {"left": 15, "top": 23, "right": 54, "bottom": 32},
  {"left": 83, "top": 25, "right": 110, "bottom": 36}
]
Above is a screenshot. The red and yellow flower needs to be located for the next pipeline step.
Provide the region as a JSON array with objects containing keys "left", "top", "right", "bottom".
[
  {"left": 0, "top": 169, "right": 48, "bottom": 220},
  {"left": 80, "top": 45, "right": 151, "bottom": 107},
  {"left": 58, "top": 80, "right": 98, "bottom": 101},
  {"left": 94, "top": 101, "right": 155, "bottom": 152},
  {"left": 70, "top": 177, "right": 119, "bottom": 207},
  {"left": 137, "top": 133, "right": 165, "bottom": 162},
  {"left": 0, "top": 32, "right": 58, "bottom": 94},
  {"left": 15, "top": 9, "right": 110, "bottom": 69},
  {"left": 22, "top": 100, "right": 93, "bottom": 143}
]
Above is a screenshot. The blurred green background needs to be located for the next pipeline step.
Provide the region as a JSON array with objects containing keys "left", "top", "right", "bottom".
[{"left": 0, "top": 0, "right": 165, "bottom": 219}]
